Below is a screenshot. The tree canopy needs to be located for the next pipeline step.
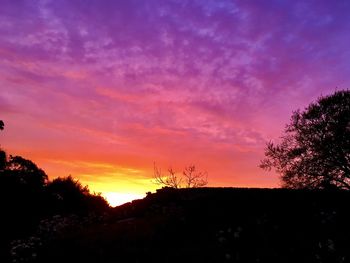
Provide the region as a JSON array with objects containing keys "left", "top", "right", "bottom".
[
  {"left": 0, "top": 120, "right": 4, "bottom": 130},
  {"left": 260, "top": 90, "right": 350, "bottom": 190},
  {"left": 6, "top": 155, "right": 48, "bottom": 188}
]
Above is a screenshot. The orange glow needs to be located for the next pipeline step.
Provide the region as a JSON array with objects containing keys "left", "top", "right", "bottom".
[
  {"left": 0, "top": 0, "right": 346, "bottom": 199},
  {"left": 33, "top": 159, "right": 158, "bottom": 206}
]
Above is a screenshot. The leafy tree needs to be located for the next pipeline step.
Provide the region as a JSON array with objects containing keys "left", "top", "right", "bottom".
[
  {"left": 47, "top": 175, "right": 91, "bottom": 212},
  {"left": 154, "top": 163, "right": 208, "bottom": 188},
  {"left": 0, "top": 120, "right": 4, "bottom": 130},
  {"left": 260, "top": 90, "right": 350, "bottom": 190},
  {"left": 47, "top": 175, "right": 109, "bottom": 213},
  {"left": 0, "top": 152, "right": 49, "bottom": 249},
  {"left": 6, "top": 155, "right": 48, "bottom": 189},
  {"left": 48, "top": 175, "right": 90, "bottom": 198}
]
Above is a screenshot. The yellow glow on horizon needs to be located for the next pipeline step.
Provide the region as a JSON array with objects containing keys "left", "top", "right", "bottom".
[
  {"left": 103, "top": 192, "right": 146, "bottom": 207},
  {"left": 36, "top": 158, "right": 160, "bottom": 207},
  {"left": 84, "top": 174, "right": 157, "bottom": 207}
]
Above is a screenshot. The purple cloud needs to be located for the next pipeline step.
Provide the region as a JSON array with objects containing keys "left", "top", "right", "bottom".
[{"left": 1, "top": 0, "right": 350, "bottom": 193}]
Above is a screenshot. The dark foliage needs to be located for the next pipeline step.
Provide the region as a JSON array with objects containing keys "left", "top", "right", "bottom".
[
  {"left": 46, "top": 175, "right": 108, "bottom": 214},
  {"left": 0, "top": 149, "right": 109, "bottom": 262},
  {"left": 6, "top": 155, "right": 48, "bottom": 189},
  {"left": 0, "top": 120, "right": 4, "bottom": 130},
  {"left": 36, "top": 188, "right": 350, "bottom": 263},
  {"left": 261, "top": 90, "right": 350, "bottom": 189}
]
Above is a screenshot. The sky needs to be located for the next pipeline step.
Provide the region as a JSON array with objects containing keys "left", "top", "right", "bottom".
[{"left": 1, "top": 0, "right": 350, "bottom": 206}]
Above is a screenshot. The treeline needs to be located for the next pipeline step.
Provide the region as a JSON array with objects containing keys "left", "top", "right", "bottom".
[
  {"left": 37, "top": 187, "right": 350, "bottom": 263},
  {"left": 0, "top": 147, "right": 110, "bottom": 262}
]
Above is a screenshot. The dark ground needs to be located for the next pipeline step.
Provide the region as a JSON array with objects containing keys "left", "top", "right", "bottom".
[{"left": 9, "top": 188, "right": 350, "bottom": 262}]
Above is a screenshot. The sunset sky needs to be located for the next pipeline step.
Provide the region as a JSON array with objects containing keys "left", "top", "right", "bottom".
[{"left": 1, "top": 0, "right": 350, "bottom": 206}]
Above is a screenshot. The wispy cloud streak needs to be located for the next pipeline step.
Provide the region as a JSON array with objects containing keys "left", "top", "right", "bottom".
[{"left": 1, "top": 0, "right": 350, "bottom": 194}]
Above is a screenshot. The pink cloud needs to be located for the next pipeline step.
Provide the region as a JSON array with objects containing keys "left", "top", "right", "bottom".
[{"left": 1, "top": 0, "right": 350, "bottom": 194}]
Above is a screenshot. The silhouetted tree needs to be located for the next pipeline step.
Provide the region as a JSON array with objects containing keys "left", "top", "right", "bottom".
[
  {"left": 260, "top": 90, "right": 350, "bottom": 190},
  {"left": 154, "top": 163, "right": 208, "bottom": 188},
  {"left": 47, "top": 175, "right": 91, "bottom": 212},
  {"left": 183, "top": 165, "right": 208, "bottom": 188},
  {"left": 0, "top": 124, "right": 110, "bottom": 262},
  {"left": 6, "top": 155, "right": 48, "bottom": 189},
  {"left": 0, "top": 151, "right": 49, "bottom": 254},
  {"left": 154, "top": 164, "right": 182, "bottom": 188},
  {"left": 47, "top": 175, "right": 109, "bottom": 213},
  {"left": 48, "top": 175, "right": 89, "bottom": 197}
]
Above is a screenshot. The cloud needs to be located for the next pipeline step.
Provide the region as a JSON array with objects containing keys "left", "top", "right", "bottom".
[{"left": 1, "top": 0, "right": 350, "bottom": 192}]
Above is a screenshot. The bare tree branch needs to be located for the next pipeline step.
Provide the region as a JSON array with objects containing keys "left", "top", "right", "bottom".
[
  {"left": 183, "top": 165, "right": 208, "bottom": 188},
  {"left": 154, "top": 163, "right": 182, "bottom": 188},
  {"left": 154, "top": 163, "right": 208, "bottom": 189}
]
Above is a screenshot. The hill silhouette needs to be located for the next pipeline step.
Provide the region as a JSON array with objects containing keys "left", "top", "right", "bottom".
[{"left": 31, "top": 187, "right": 350, "bottom": 263}]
